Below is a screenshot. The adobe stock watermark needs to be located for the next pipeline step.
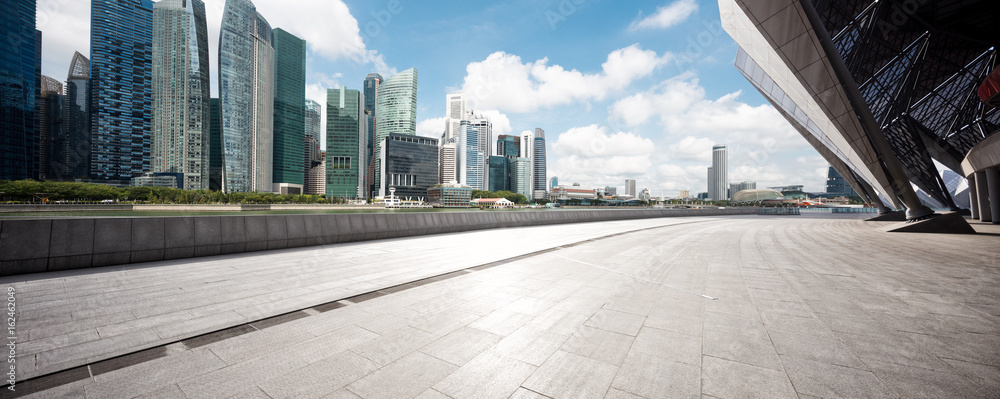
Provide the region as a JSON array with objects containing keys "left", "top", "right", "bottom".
[
  {"left": 361, "top": 0, "right": 415, "bottom": 41},
  {"left": 876, "top": 0, "right": 928, "bottom": 40},
  {"left": 674, "top": 19, "right": 728, "bottom": 74},
  {"left": 546, "top": 0, "right": 599, "bottom": 31}
]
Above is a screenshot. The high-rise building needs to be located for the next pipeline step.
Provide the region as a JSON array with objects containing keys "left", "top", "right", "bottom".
[
  {"left": 90, "top": 0, "right": 154, "bottom": 183},
  {"left": 0, "top": 0, "right": 38, "bottom": 181},
  {"left": 826, "top": 167, "right": 858, "bottom": 197},
  {"left": 497, "top": 135, "right": 520, "bottom": 158},
  {"left": 54, "top": 52, "right": 92, "bottom": 181},
  {"left": 444, "top": 93, "right": 466, "bottom": 142},
  {"left": 439, "top": 141, "right": 457, "bottom": 185},
  {"left": 730, "top": 181, "right": 757, "bottom": 196},
  {"left": 303, "top": 99, "right": 324, "bottom": 195},
  {"left": 326, "top": 87, "right": 366, "bottom": 199},
  {"left": 550, "top": 176, "right": 558, "bottom": 189},
  {"left": 709, "top": 144, "right": 728, "bottom": 200},
  {"left": 151, "top": 0, "right": 210, "bottom": 190},
  {"left": 378, "top": 133, "right": 438, "bottom": 199},
  {"left": 488, "top": 156, "right": 508, "bottom": 192},
  {"left": 37, "top": 76, "right": 63, "bottom": 180},
  {"left": 679, "top": 190, "right": 690, "bottom": 199},
  {"left": 363, "top": 73, "right": 382, "bottom": 197},
  {"left": 374, "top": 68, "right": 417, "bottom": 193},
  {"left": 208, "top": 98, "right": 222, "bottom": 190},
  {"left": 512, "top": 157, "right": 531, "bottom": 199},
  {"left": 271, "top": 28, "right": 305, "bottom": 194},
  {"left": 531, "top": 128, "right": 547, "bottom": 200},
  {"left": 459, "top": 120, "right": 486, "bottom": 190},
  {"left": 625, "top": 179, "right": 637, "bottom": 197},
  {"left": 219, "top": 0, "right": 274, "bottom": 193}
]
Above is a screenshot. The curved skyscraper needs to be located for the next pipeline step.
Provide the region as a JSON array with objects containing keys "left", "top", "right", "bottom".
[
  {"left": 373, "top": 68, "right": 417, "bottom": 193},
  {"left": 219, "top": 0, "right": 274, "bottom": 193},
  {"left": 152, "top": 0, "right": 210, "bottom": 190}
]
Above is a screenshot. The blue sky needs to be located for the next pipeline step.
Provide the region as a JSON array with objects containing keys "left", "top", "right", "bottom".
[{"left": 38, "top": 0, "right": 829, "bottom": 196}]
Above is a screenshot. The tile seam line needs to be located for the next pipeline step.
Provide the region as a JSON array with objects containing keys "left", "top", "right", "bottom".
[{"left": 3, "top": 218, "right": 719, "bottom": 392}]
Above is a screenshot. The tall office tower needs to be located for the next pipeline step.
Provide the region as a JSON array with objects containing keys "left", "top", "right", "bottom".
[
  {"left": 710, "top": 144, "right": 728, "bottom": 200},
  {"left": 444, "top": 93, "right": 466, "bottom": 142},
  {"left": 271, "top": 28, "right": 305, "bottom": 194},
  {"left": 37, "top": 76, "right": 63, "bottom": 180},
  {"left": 826, "top": 167, "right": 858, "bottom": 197},
  {"left": 363, "top": 73, "right": 383, "bottom": 198},
  {"left": 459, "top": 121, "right": 486, "bottom": 190},
  {"left": 625, "top": 179, "right": 637, "bottom": 197},
  {"left": 489, "top": 156, "right": 508, "bottom": 192},
  {"left": 326, "top": 87, "right": 366, "bottom": 199},
  {"left": 468, "top": 112, "right": 493, "bottom": 188},
  {"left": 151, "top": 0, "right": 210, "bottom": 190},
  {"left": 520, "top": 131, "right": 535, "bottom": 194},
  {"left": 373, "top": 68, "right": 417, "bottom": 193},
  {"left": 208, "top": 98, "right": 222, "bottom": 190},
  {"left": 90, "top": 0, "right": 154, "bottom": 183},
  {"left": 219, "top": 0, "right": 274, "bottom": 193},
  {"left": 439, "top": 141, "right": 457, "bottom": 184},
  {"left": 56, "top": 52, "right": 91, "bottom": 180},
  {"left": 497, "top": 135, "right": 520, "bottom": 157},
  {"left": 303, "top": 99, "right": 324, "bottom": 195},
  {"left": 707, "top": 167, "right": 714, "bottom": 200},
  {"left": 0, "top": 0, "right": 38, "bottom": 180},
  {"left": 531, "top": 128, "right": 547, "bottom": 200},
  {"left": 512, "top": 157, "right": 532, "bottom": 199},
  {"left": 379, "top": 133, "right": 439, "bottom": 199}
]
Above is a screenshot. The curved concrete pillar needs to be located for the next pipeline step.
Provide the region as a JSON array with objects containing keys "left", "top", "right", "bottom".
[
  {"left": 987, "top": 167, "right": 1000, "bottom": 224},
  {"left": 976, "top": 171, "right": 992, "bottom": 223},
  {"left": 970, "top": 174, "right": 980, "bottom": 220}
]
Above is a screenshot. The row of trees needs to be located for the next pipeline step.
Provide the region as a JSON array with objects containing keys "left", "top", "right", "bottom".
[
  {"left": 0, "top": 180, "right": 338, "bottom": 204},
  {"left": 470, "top": 190, "right": 530, "bottom": 205}
]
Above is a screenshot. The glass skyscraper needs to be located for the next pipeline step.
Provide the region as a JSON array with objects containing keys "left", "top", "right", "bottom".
[
  {"left": 379, "top": 133, "right": 438, "bottom": 199},
  {"left": 709, "top": 144, "right": 728, "bottom": 201},
  {"left": 90, "top": 0, "right": 154, "bottom": 183},
  {"left": 374, "top": 68, "right": 417, "bottom": 193},
  {"left": 151, "top": 0, "right": 210, "bottom": 190},
  {"left": 326, "top": 87, "right": 366, "bottom": 199},
  {"left": 54, "top": 52, "right": 91, "bottom": 181},
  {"left": 208, "top": 98, "right": 222, "bottom": 191},
  {"left": 0, "top": 0, "right": 38, "bottom": 181},
  {"left": 488, "top": 156, "right": 508, "bottom": 192},
  {"left": 363, "top": 73, "right": 383, "bottom": 197},
  {"left": 38, "top": 76, "right": 63, "bottom": 181},
  {"left": 271, "top": 28, "right": 306, "bottom": 193},
  {"left": 219, "top": 0, "right": 273, "bottom": 193},
  {"left": 304, "top": 99, "right": 323, "bottom": 195},
  {"left": 531, "top": 128, "right": 547, "bottom": 200},
  {"left": 459, "top": 121, "right": 486, "bottom": 190}
]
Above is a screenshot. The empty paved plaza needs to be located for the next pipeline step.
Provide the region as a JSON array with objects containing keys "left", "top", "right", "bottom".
[{"left": 3, "top": 214, "right": 999, "bottom": 398}]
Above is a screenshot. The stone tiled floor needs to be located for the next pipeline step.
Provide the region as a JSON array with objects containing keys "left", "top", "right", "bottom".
[{"left": 6, "top": 214, "right": 1000, "bottom": 398}]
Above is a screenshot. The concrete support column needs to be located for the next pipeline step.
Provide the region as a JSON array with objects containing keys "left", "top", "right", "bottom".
[
  {"left": 987, "top": 167, "right": 1000, "bottom": 225},
  {"left": 970, "top": 173, "right": 979, "bottom": 220},
  {"left": 975, "top": 170, "right": 992, "bottom": 223}
]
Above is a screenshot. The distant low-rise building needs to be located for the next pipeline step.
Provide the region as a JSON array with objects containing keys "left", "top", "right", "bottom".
[
  {"left": 471, "top": 198, "right": 513, "bottom": 208},
  {"left": 428, "top": 184, "right": 472, "bottom": 207}
]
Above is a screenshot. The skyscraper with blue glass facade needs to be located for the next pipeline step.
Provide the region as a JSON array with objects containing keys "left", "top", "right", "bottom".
[
  {"left": 0, "top": 0, "right": 38, "bottom": 180},
  {"left": 271, "top": 28, "right": 306, "bottom": 193},
  {"left": 90, "top": 0, "right": 154, "bottom": 183},
  {"left": 327, "top": 87, "right": 366, "bottom": 199},
  {"left": 219, "top": 0, "right": 274, "bottom": 193},
  {"left": 363, "top": 73, "right": 383, "bottom": 197}
]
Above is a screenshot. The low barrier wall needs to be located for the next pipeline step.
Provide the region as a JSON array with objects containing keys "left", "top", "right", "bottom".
[{"left": 0, "top": 208, "right": 756, "bottom": 277}]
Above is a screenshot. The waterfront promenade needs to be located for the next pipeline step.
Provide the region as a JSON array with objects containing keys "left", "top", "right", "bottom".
[{"left": 3, "top": 214, "right": 999, "bottom": 398}]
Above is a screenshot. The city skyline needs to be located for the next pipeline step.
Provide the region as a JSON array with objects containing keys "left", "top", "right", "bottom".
[{"left": 33, "top": 0, "right": 847, "bottom": 196}]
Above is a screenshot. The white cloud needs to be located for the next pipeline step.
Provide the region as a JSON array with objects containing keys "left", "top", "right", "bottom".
[
  {"left": 668, "top": 136, "right": 714, "bottom": 162},
  {"left": 37, "top": 0, "right": 91, "bottom": 79},
  {"left": 551, "top": 125, "right": 656, "bottom": 186},
  {"left": 460, "top": 45, "right": 672, "bottom": 113},
  {"left": 610, "top": 76, "right": 704, "bottom": 126},
  {"left": 630, "top": 0, "right": 698, "bottom": 31},
  {"left": 416, "top": 117, "right": 446, "bottom": 139}
]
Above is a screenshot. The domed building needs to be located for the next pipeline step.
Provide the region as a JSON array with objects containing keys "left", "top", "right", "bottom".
[{"left": 731, "top": 189, "right": 784, "bottom": 204}]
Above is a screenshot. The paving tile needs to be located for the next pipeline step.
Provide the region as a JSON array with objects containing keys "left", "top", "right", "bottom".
[
  {"left": 433, "top": 351, "right": 537, "bottom": 399},
  {"left": 491, "top": 326, "right": 569, "bottom": 367},
  {"left": 502, "top": 297, "right": 559, "bottom": 316},
  {"left": 611, "top": 352, "right": 700, "bottom": 398},
  {"left": 468, "top": 309, "right": 536, "bottom": 336},
  {"left": 584, "top": 309, "right": 646, "bottom": 336},
  {"left": 521, "top": 350, "right": 618, "bottom": 399},
  {"left": 781, "top": 355, "right": 896, "bottom": 398},
  {"left": 88, "top": 349, "right": 228, "bottom": 398},
  {"left": 322, "top": 389, "right": 364, "bottom": 399},
  {"left": 702, "top": 355, "right": 797, "bottom": 399},
  {"left": 347, "top": 352, "right": 457, "bottom": 399},
  {"left": 349, "top": 325, "right": 439, "bottom": 367},
  {"left": 178, "top": 350, "right": 308, "bottom": 399},
  {"left": 835, "top": 332, "right": 952, "bottom": 372},
  {"left": 414, "top": 388, "right": 453, "bottom": 399},
  {"left": 410, "top": 308, "right": 480, "bottom": 336},
  {"left": 864, "top": 358, "right": 993, "bottom": 399},
  {"left": 420, "top": 326, "right": 503, "bottom": 366},
  {"left": 942, "top": 358, "right": 1000, "bottom": 393},
  {"left": 702, "top": 327, "right": 782, "bottom": 371},
  {"left": 258, "top": 350, "right": 378, "bottom": 398},
  {"left": 768, "top": 329, "right": 865, "bottom": 369},
  {"left": 507, "top": 387, "right": 550, "bottom": 399},
  {"left": 602, "top": 297, "right": 656, "bottom": 316},
  {"left": 631, "top": 326, "right": 702, "bottom": 366},
  {"left": 560, "top": 325, "right": 634, "bottom": 366}
]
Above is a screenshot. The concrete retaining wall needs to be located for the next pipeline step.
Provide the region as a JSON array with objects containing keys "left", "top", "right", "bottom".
[{"left": 0, "top": 209, "right": 755, "bottom": 276}]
